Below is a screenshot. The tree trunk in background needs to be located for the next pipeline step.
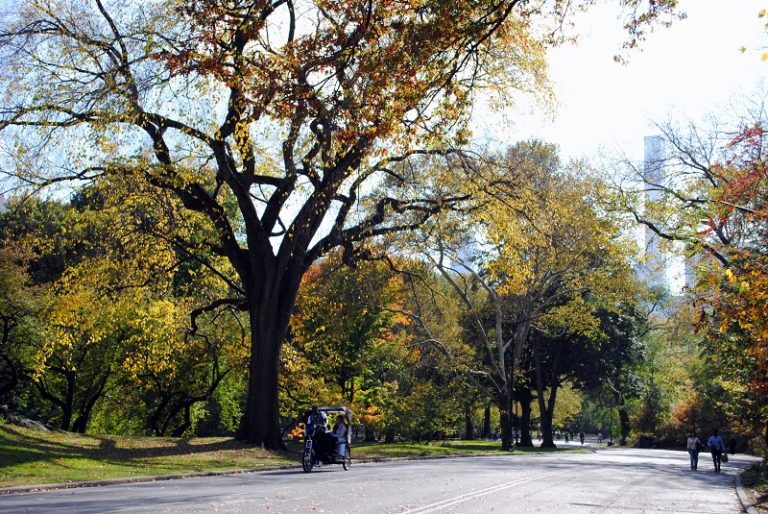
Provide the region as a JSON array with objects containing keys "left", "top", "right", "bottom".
[
  {"left": 498, "top": 385, "right": 516, "bottom": 450},
  {"left": 464, "top": 403, "right": 474, "bottom": 440},
  {"left": 538, "top": 385, "right": 558, "bottom": 448},
  {"left": 614, "top": 390, "right": 631, "bottom": 446},
  {"left": 500, "top": 408, "right": 512, "bottom": 450},
  {"left": 482, "top": 403, "right": 491, "bottom": 439},
  {"left": 518, "top": 388, "right": 534, "bottom": 447}
]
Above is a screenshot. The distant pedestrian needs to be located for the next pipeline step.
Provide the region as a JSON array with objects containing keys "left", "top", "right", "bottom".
[
  {"left": 579, "top": 432, "right": 585, "bottom": 445},
  {"left": 727, "top": 436, "right": 737, "bottom": 456},
  {"left": 597, "top": 432, "right": 603, "bottom": 444},
  {"left": 686, "top": 431, "right": 702, "bottom": 470},
  {"left": 565, "top": 433, "right": 569, "bottom": 443},
  {"left": 706, "top": 429, "right": 725, "bottom": 472}
]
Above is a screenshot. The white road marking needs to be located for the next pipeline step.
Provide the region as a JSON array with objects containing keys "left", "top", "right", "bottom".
[{"left": 399, "top": 470, "right": 570, "bottom": 514}]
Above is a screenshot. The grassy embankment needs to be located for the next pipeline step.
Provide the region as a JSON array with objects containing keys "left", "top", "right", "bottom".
[
  {"left": 0, "top": 422, "right": 585, "bottom": 488},
  {"left": 742, "top": 460, "right": 768, "bottom": 513}
]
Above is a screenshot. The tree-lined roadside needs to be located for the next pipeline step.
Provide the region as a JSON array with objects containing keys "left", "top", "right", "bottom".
[{"left": 0, "top": 423, "right": 586, "bottom": 489}]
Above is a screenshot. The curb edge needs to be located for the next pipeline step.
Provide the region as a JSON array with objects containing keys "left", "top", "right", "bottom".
[{"left": 735, "top": 472, "right": 759, "bottom": 514}]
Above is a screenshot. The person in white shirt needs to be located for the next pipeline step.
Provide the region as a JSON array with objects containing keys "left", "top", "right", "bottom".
[
  {"left": 686, "top": 431, "right": 702, "bottom": 470},
  {"left": 706, "top": 429, "right": 725, "bottom": 472}
]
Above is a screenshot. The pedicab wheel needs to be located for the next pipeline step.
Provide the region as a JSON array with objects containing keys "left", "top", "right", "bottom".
[
  {"left": 302, "top": 449, "right": 314, "bottom": 473},
  {"left": 342, "top": 448, "right": 351, "bottom": 471}
]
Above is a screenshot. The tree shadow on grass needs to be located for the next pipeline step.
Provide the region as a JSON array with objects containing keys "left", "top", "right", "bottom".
[{"left": 0, "top": 424, "right": 286, "bottom": 470}]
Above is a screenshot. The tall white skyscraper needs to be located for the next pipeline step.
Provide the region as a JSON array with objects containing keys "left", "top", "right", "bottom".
[{"left": 640, "top": 135, "right": 668, "bottom": 291}]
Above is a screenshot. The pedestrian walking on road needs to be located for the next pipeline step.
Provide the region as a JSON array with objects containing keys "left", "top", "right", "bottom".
[
  {"left": 706, "top": 429, "right": 725, "bottom": 472},
  {"left": 579, "top": 432, "right": 585, "bottom": 445},
  {"left": 686, "top": 431, "right": 702, "bottom": 470}
]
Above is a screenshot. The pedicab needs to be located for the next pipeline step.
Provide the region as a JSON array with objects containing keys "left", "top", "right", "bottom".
[{"left": 301, "top": 405, "right": 352, "bottom": 473}]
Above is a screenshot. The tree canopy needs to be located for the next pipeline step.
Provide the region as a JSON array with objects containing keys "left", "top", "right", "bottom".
[{"left": 0, "top": 0, "right": 678, "bottom": 447}]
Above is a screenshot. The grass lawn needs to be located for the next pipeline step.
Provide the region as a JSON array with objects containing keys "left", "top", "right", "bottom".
[
  {"left": 0, "top": 422, "right": 586, "bottom": 488},
  {"left": 351, "top": 439, "right": 588, "bottom": 459},
  {"left": 0, "top": 422, "right": 294, "bottom": 488}
]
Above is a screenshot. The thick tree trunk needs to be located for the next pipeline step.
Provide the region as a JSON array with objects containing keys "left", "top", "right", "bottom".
[
  {"left": 71, "top": 372, "right": 110, "bottom": 434},
  {"left": 236, "top": 302, "right": 285, "bottom": 448},
  {"left": 539, "top": 385, "right": 558, "bottom": 448},
  {"left": 532, "top": 339, "right": 559, "bottom": 448},
  {"left": 234, "top": 251, "right": 303, "bottom": 450},
  {"left": 0, "top": 355, "right": 19, "bottom": 396},
  {"left": 498, "top": 385, "right": 515, "bottom": 450},
  {"left": 500, "top": 408, "right": 512, "bottom": 450},
  {"left": 71, "top": 415, "right": 87, "bottom": 434},
  {"left": 171, "top": 404, "right": 193, "bottom": 437},
  {"left": 150, "top": 395, "right": 171, "bottom": 436},
  {"left": 518, "top": 389, "right": 534, "bottom": 447}
]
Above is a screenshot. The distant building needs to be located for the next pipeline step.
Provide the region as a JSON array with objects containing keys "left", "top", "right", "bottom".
[
  {"left": 683, "top": 251, "right": 702, "bottom": 292},
  {"left": 639, "top": 135, "right": 668, "bottom": 292}
]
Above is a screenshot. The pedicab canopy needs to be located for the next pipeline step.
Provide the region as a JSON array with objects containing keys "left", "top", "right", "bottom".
[{"left": 291, "top": 406, "right": 353, "bottom": 444}]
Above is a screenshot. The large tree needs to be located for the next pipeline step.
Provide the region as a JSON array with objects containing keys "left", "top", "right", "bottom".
[
  {"left": 401, "top": 142, "right": 635, "bottom": 449},
  {"left": 0, "top": 0, "right": 676, "bottom": 447}
]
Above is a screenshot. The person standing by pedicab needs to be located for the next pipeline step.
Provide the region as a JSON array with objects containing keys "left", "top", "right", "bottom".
[{"left": 706, "top": 429, "right": 725, "bottom": 472}]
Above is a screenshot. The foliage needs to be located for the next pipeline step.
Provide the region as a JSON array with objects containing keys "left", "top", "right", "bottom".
[
  {"left": 0, "top": 244, "right": 41, "bottom": 398},
  {"left": 283, "top": 252, "right": 405, "bottom": 425},
  {"left": 0, "top": 179, "right": 247, "bottom": 436},
  {"left": 700, "top": 126, "right": 768, "bottom": 446},
  {"left": 0, "top": 0, "right": 679, "bottom": 448},
  {"left": 288, "top": 252, "right": 404, "bottom": 401},
  {"left": 390, "top": 142, "right": 641, "bottom": 448}
]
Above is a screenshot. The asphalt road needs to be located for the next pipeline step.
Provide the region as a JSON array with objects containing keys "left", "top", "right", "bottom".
[{"left": 0, "top": 446, "right": 757, "bottom": 513}]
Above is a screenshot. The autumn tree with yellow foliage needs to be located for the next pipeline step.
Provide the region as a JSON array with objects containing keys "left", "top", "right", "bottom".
[
  {"left": 399, "top": 141, "right": 637, "bottom": 448},
  {"left": 0, "top": 0, "right": 678, "bottom": 447},
  {"left": 0, "top": 172, "right": 247, "bottom": 435},
  {"left": 283, "top": 251, "right": 408, "bottom": 429}
]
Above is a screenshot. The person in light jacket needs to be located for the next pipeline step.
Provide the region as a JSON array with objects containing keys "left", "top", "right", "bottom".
[
  {"left": 332, "top": 414, "right": 348, "bottom": 458},
  {"left": 706, "top": 429, "right": 725, "bottom": 472}
]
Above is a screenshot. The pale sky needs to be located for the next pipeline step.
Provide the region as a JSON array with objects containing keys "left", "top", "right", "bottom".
[{"left": 476, "top": 0, "right": 767, "bottom": 161}]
